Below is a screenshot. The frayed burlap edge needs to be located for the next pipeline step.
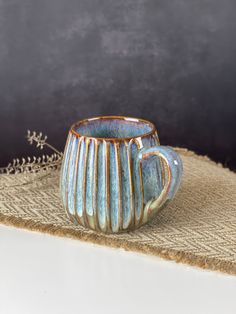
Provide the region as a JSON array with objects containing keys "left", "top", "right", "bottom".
[{"left": 0, "top": 147, "right": 236, "bottom": 276}]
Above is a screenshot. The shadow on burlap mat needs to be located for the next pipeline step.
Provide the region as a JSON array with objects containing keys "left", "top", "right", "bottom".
[{"left": 0, "top": 148, "right": 236, "bottom": 275}]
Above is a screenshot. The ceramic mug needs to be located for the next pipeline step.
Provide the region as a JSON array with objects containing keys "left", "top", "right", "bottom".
[{"left": 60, "top": 116, "right": 183, "bottom": 233}]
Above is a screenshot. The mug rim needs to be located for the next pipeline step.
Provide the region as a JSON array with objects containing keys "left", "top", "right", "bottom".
[{"left": 70, "top": 115, "right": 157, "bottom": 141}]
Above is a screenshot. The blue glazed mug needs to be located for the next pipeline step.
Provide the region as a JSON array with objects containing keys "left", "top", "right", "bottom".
[{"left": 60, "top": 116, "right": 183, "bottom": 233}]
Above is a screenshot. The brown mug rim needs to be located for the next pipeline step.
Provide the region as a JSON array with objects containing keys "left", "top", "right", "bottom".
[{"left": 70, "top": 115, "right": 157, "bottom": 141}]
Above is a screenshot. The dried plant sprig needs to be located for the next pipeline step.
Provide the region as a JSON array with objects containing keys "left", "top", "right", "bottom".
[
  {"left": 27, "top": 130, "right": 63, "bottom": 156},
  {"left": 0, "top": 131, "right": 63, "bottom": 175},
  {"left": 3, "top": 153, "right": 62, "bottom": 175}
]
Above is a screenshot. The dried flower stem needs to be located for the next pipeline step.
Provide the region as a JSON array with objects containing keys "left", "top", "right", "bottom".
[
  {"left": 0, "top": 131, "right": 63, "bottom": 175},
  {"left": 43, "top": 143, "right": 63, "bottom": 156},
  {"left": 26, "top": 130, "right": 63, "bottom": 156}
]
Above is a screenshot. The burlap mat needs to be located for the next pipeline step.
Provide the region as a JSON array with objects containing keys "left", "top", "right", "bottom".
[{"left": 0, "top": 148, "right": 236, "bottom": 275}]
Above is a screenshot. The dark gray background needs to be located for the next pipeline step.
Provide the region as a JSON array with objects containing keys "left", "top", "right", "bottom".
[{"left": 0, "top": 0, "right": 236, "bottom": 169}]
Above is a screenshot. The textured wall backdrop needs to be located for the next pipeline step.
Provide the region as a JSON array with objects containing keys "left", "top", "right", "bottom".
[{"left": 0, "top": 0, "right": 236, "bottom": 169}]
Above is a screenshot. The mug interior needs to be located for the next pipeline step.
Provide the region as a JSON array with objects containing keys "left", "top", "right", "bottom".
[{"left": 72, "top": 116, "right": 154, "bottom": 139}]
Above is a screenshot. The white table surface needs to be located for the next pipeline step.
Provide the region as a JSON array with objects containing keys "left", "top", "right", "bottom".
[{"left": 0, "top": 224, "right": 235, "bottom": 314}]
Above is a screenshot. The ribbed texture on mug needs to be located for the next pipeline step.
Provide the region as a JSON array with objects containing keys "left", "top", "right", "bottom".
[{"left": 60, "top": 132, "right": 161, "bottom": 232}]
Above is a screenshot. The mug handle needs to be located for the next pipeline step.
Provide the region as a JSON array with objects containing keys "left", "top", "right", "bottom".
[{"left": 136, "top": 146, "right": 183, "bottom": 224}]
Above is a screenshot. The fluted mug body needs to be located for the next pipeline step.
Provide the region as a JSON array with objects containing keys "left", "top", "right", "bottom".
[{"left": 60, "top": 116, "right": 183, "bottom": 233}]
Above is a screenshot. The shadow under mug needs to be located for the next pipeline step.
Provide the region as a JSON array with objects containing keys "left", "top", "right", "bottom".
[{"left": 60, "top": 116, "right": 183, "bottom": 233}]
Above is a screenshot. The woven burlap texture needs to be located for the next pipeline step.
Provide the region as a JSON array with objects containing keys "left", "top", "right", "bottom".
[{"left": 0, "top": 148, "right": 236, "bottom": 275}]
